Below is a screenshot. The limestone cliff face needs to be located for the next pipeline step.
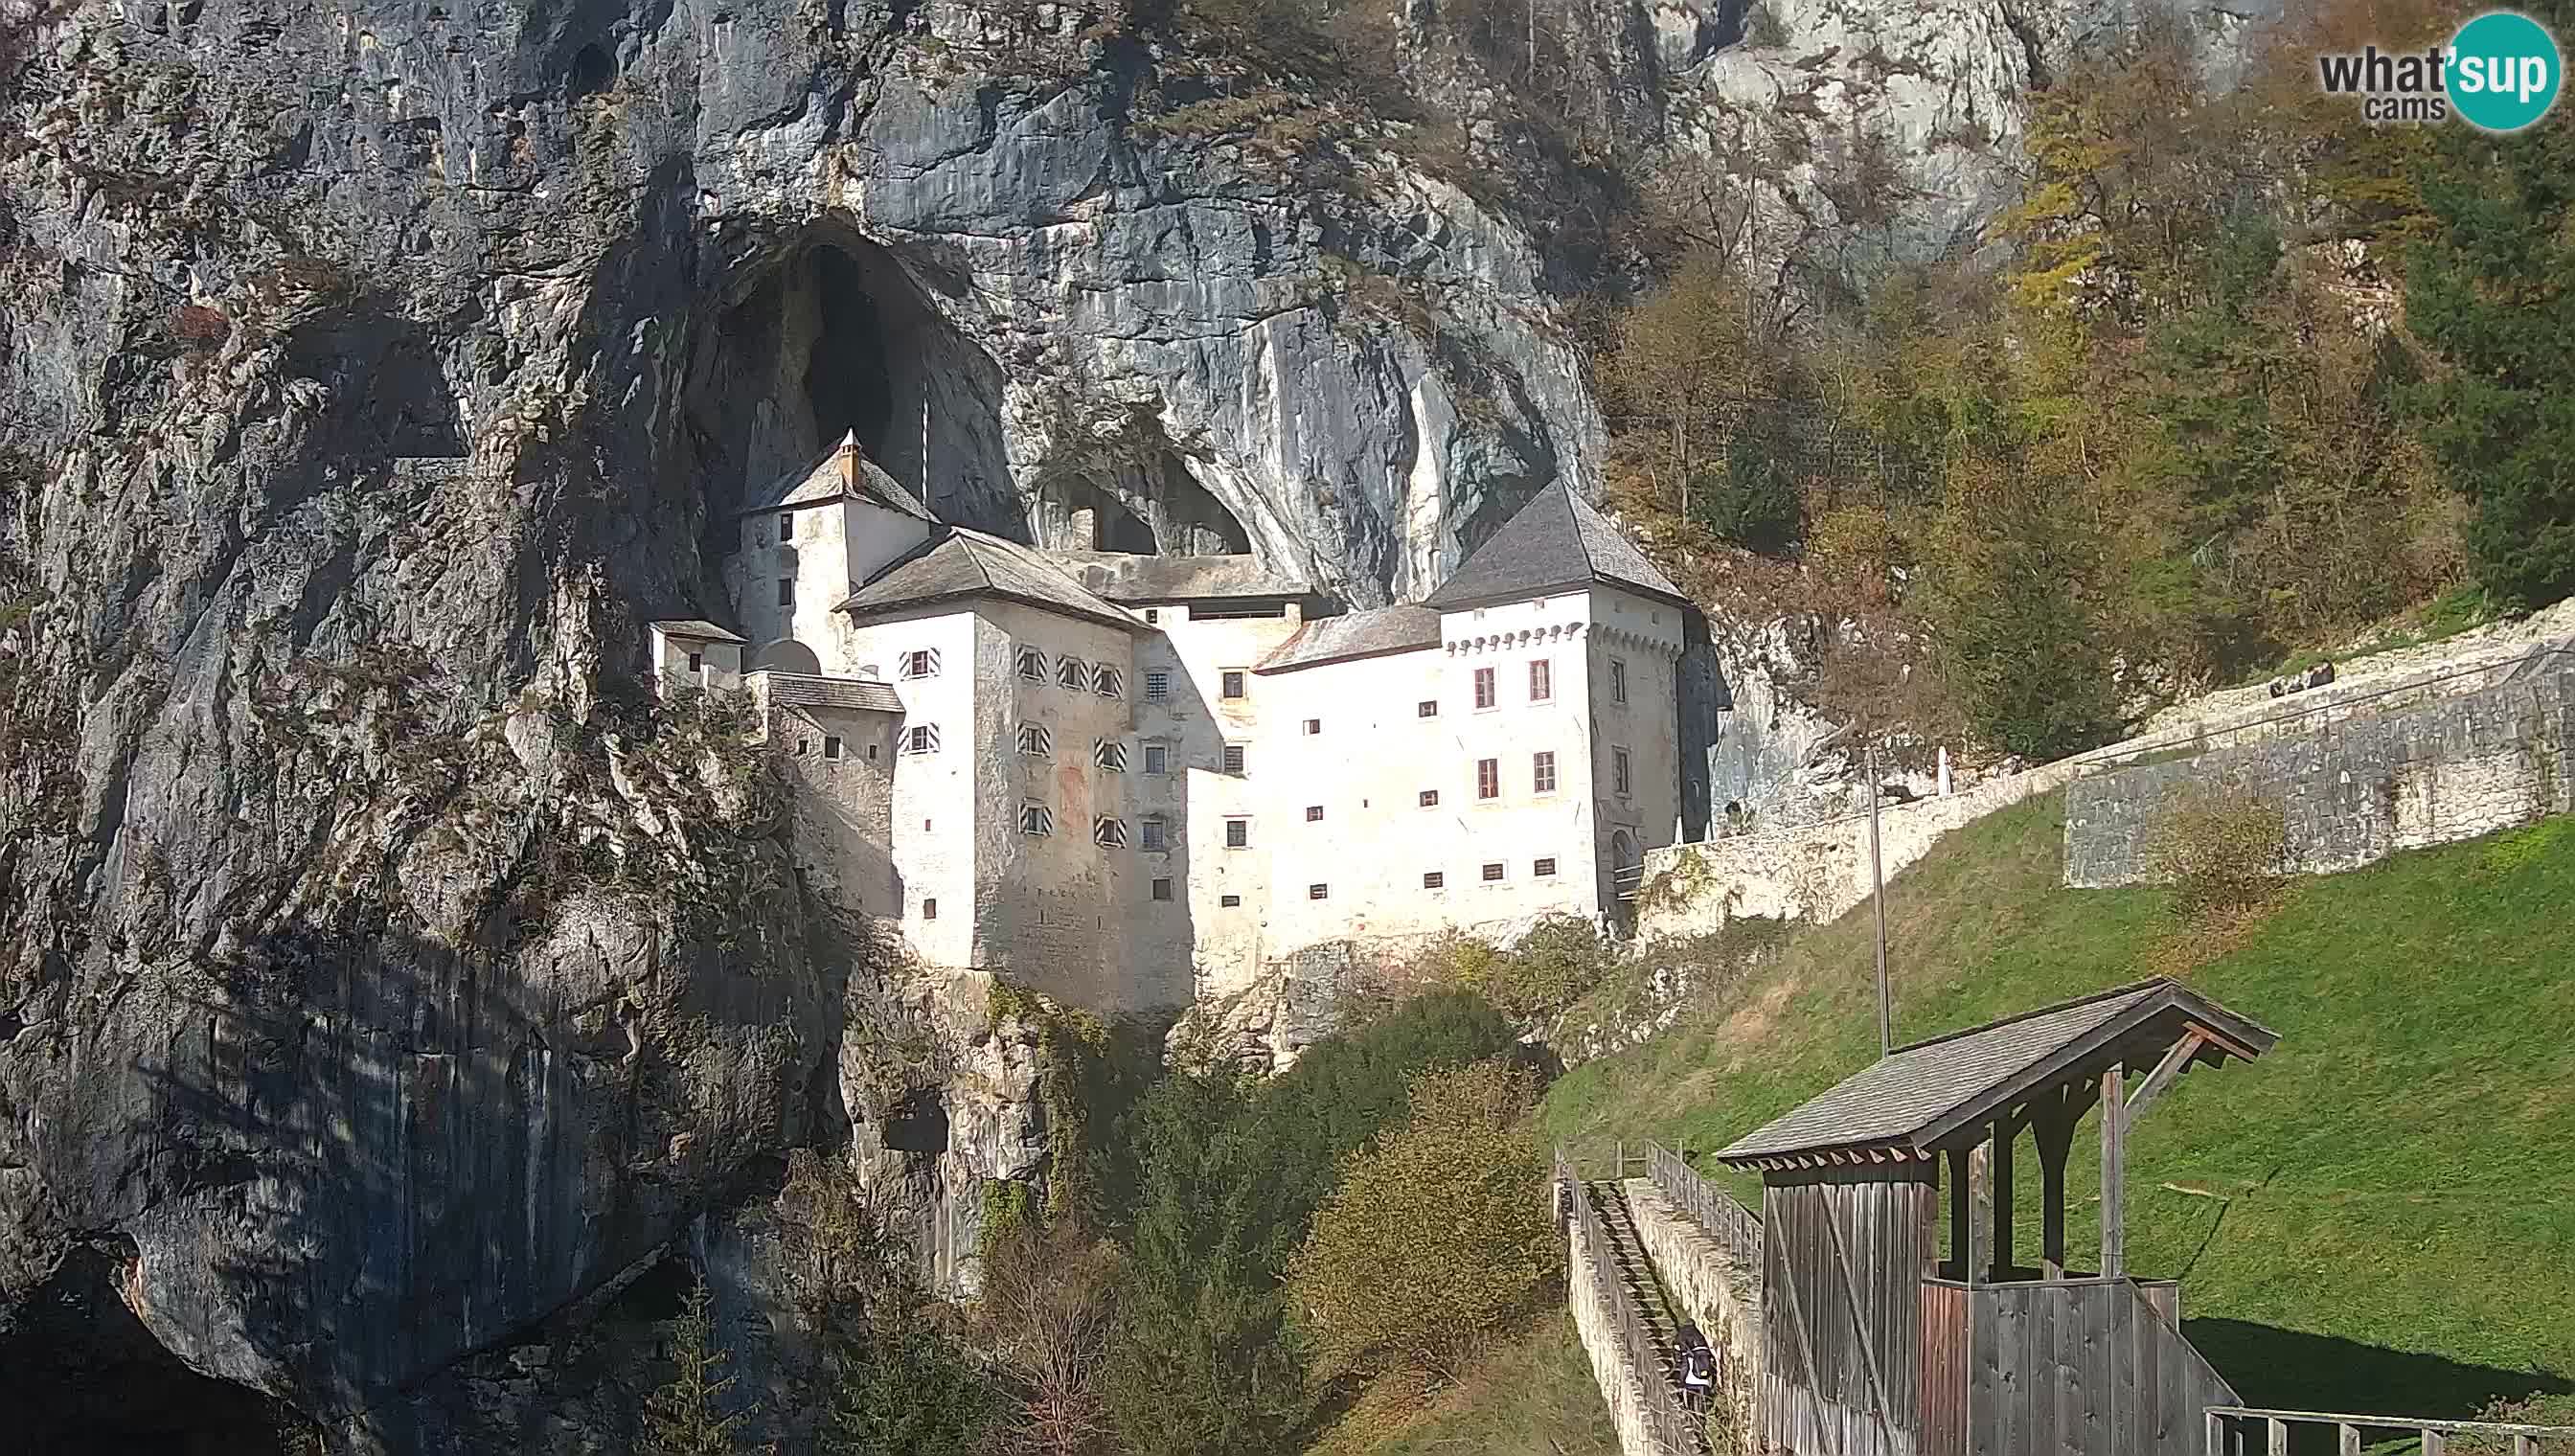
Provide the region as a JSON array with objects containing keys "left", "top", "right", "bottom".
[{"left": 0, "top": 0, "right": 2262, "bottom": 1444}]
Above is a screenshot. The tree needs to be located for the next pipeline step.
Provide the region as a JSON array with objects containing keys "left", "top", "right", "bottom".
[
  {"left": 1283, "top": 1058, "right": 1557, "bottom": 1386},
  {"left": 642, "top": 1277, "right": 757, "bottom": 1456},
  {"left": 980, "top": 1215, "right": 1125, "bottom": 1456}
]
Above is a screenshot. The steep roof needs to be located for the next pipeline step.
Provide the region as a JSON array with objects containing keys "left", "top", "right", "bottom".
[
  {"left": 1422, "top": 482, "right": 1689, "bottom": 612},
  {"left": 734, "top": 432, "right": 935, "bottom": 522},
  {"left": 1716, "top": 978, "right": 2277, "bottom": 1166},
  {"left": 837, "top": 529, "right": 1151, "bottom": 635},
  {"left": 650, "top": 619, "right": 748, "bottom": 644},
  {"left": 1256, "top": 604, "right": 1443, "bottom": 673},
  {"left": 1042, "top": 550, "right": 1310, "bottom": 603}
]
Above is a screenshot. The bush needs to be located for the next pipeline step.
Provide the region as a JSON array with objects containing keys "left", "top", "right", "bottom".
[
  {"left": 2144, "top": 782, "right": 2289, "bottom": 921},
  {"left": 1284, "top": 1058, "right": 1557, "bottom": 1386},
  {"left": 1413, "top": 918, "right": 1614, "bottom": 1022}
]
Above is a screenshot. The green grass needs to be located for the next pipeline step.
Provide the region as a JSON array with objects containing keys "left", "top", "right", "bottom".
[
  {"left": 1542, "top": 796, "right": 2575, "bottom": 1422},
  {"left": 1315, "top": 1308, "right": 1620, "bottom": 1456}
]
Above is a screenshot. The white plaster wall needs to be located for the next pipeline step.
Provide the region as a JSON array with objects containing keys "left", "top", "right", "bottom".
[
  {"left": 719, "top": 496, "right": 930, "bottom": 669},
  {"left": 842, "top": 496, "right": 934, "bottom": 597},
  {"left": 648, "top": 626, "right": 743, "bottom": 698},
  {"left": 1588, "top": 586, "right": 1687, "bottom": 903},
  {"left": 772, "top": 703, "right": 901, "bottom": 919},
  {"left": 850, "top": 608, "right": 984, "bottom": 968}
]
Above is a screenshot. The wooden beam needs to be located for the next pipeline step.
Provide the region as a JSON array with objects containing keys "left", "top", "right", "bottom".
[
  {"left": 1948, "top": 1145, "right": 1976, "bottom": 1285},
  {"left": 2102, "top": 1063, "right": 2127, "bottom": 1278},
  {"left": 1818, "top": 1194, "right": 1901, "bottom": 1446},
  {"left": 1990, "top": 1118, "right": 2016, "bottom": 1283},
  {"left": 2125, "top": 1030, "right": 2212, "bottom": 1126},
  {"left": 2034, "top": 1090, "right": 2073, "bottom": 1280},
  {"left": 1969, "top": 1139, "right": 1994, "bottom": 1284}
]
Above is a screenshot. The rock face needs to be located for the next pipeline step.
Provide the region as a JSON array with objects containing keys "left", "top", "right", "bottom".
[{"left": 0, "top": 0, "right": 2266, "bottom": 1445}]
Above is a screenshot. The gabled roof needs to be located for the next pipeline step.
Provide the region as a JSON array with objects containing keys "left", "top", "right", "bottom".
[
  {"left": 1042, "top": 550, "right": 1310, "bottom": 603},
  {"left": 751, "top": 671, "right": 904, "bottom": 714},
  {"left": 836, "top": 529, "right": 1151, "bottom": 635},
  {"left": 650, "top": 619, "right": 748, "bottom": 644},
  {"left": 734, "top": 432, "right": 935, "bottom": 523},
  {"left": 1257, "top": 604, "right": 1443, "bottom": 673},
  {"left": 1716, "top": 978, "right": 2277, "bottom": 1167},
  {"left": 1422, "top": 482, "right": 1690, "bottom": 613}
]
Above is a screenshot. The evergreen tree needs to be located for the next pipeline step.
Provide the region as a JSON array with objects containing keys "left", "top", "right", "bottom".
[{"left": 642, "top": 1278, "right": 754, "bottom": 1456}]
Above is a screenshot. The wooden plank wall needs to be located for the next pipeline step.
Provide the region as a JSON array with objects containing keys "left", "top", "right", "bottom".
[
  {"left": 1957, "top": 1278, "right": 2238, "bottom": 1456},
  {"left": 1759, "top": 1172, "right": 1936, "bottom": 1456},
  {"left": 1918, "top": 1281, "right": 1970, "bottom": 1456}
]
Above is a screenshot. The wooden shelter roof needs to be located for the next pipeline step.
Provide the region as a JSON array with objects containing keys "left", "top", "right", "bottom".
[{"left": 1715, "top": 978, "right": 2276, "bottom": 1170}]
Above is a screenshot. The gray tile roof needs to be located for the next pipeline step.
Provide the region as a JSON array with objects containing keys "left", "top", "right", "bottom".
[
  {"left": 650, "top": 619, "right": 748, "bottom": 644},
  {"left": 1041, "top": 550, "right": 1310, "bottom": 603},
  {"left": 736, "top": 433, "right": 936, "bottom": 522},
  {"left": 1422, "top": 483, "right": 1690, "bottom": 612},
  {"left": 752, "top": 671, "right": 903, "bottom": 714},
  {"left": 837, "top": 529, "right": 1150, "bottom": 635},
  {"left": 1716, "top": 978, "right": 2277, "bottom": 1164},
  {"left": 1257, "top": 604, "right": 1443, "bottom": 672}
]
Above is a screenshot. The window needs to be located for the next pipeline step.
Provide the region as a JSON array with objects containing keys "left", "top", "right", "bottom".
[
  {"left": 1308, "top": 883, "right": 1329, "bottom": 900},
  {"left": 1303, "top": 718, "right": 1321, "bottom": 736},
  {"left": 900, "top": 649, "right": 941, "bottom": 679},
  {"left": 1304, "top": 805, "right": 1324, "bottom": 822},
  {"left": 868, "top": 744, "right": 878, "bottom": 761},
  {"left": 1610, "top": 657, "right": 1629, "bottom": 705},
  {"left": 1423, "top": 871, "right": 1445, "bottom": 889},
  {"left": 1143, "top": 742, "right": 1169, "bottom": 775},
  {"left": 923, "top": 898, "right": 937, "bottom": 920},
  {"left": 1473, "top": 667, "right": 1496, "bottom": 710},
  {"left": 1093, "top": 665, "right": 1124, "bottom": 699},
  {"left": 1220, "top": 670, "right": 1245, "bottom": 699},
  {"left": 1021, "top": 803, "right": 1055, "bottom": 837},
  {"left": 1476, "top": 759, "right": 1499, "bottom": 800},
  {"left": 777, "top": 511, "right": 793, "bottom": 538},
  {"left": 1221, "top": 743, "right": 1246, "bottom": 776},
  {"left": 1141, "top": 816, "right": 1168, "bottom": 851},
  {"left": 1151, "top": 877, "right": 1174, "bottom": 900},
  {"left": 1016, "top": 647, "right": 1047, "bottom": 681},
  {"left": 687, "top": 650, "right": 703, "bottom": 673},
  {"left": 796, "top": 739, "right": 811, "bottom": 757},
  {"left": 1533, "top": 750, "right": 1557, "bottom": 794},
  {"left": 1613, "top": 747, "right": 1632, "bottom": 796},
  {"left": 903, "top": 724, "right": 941, "bottom": 754},
  {"left": 1481, "top": 861, "right": 1506, "bottom": 882},
  {"left": 1530, "top": 659, "right": 1552, "bottom": 702},
  {"left": 1095, "top": 739, "right": 1128, "bottom": 772},
  {"left": 1058, "top": 656, "right": 1087, "bottom": 691},
  {"left": 1093, "top": 816, "right": 1128, "bottom": 848},
  {"left": 824, "top": 736, "right": 843, "bottom": 761},
  {"left": 1145, "top": 608, "right": 1160, "bottom": 624},
  {"left": 1018, "top": 724, "right": 1052, "bottom": 758},
  {"left": 1219, "top": 893, "right": 1241, "bottom": 907},
  {"left": 1535, "top": 856, "right": 1559, "bottom": 877},
  {"left": 1418, "top": 789, "right": 1439, "bottom": 808},
  {"left": 1224, "top": 818, "right": 1249, "bottom": 849},
  {"left": 776, "top": 578, "right": 795, "bottom": 606},
  {"left": 1145, "top": 670, "right": 1171, "bottom": 700},
  {"left": 1417, "top": 699, "right": 1438, "bottom": 717}
]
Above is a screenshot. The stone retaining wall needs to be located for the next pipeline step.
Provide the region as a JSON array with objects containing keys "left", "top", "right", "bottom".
[{"left": 1568, "top": 1204, "right": 1672, "bottom": 1456}]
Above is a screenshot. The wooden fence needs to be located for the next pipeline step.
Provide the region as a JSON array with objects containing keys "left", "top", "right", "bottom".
[
  {"left": 1558, "top": 1148, "right": 1706, "bottom": 1456},
  {"left": 2205, "top": 1407, "right": 2575, "bottom": 1455},
  {"left": 1920, "top": 1275, "right": 2238, "bottom": 1456},
  {"left": 1647, "top": 1141, "right": 1764, "bottom": 1271}
]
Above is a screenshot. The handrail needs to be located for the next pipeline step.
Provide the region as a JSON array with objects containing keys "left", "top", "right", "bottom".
[
  {"left": 1556, "top": 1147, "right": 1707, "bottom": 1456},
  {"left": 1646, "top": 1142, "right": 1762, "bottom": 1273},
  {"left": 2205, "top": 1405, "right": 2575, "bottom": 1455}
]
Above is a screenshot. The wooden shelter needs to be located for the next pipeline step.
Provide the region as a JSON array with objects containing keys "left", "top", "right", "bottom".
[{"left": 1715, "top": 977, "right": 2278, "bottom": 1456}]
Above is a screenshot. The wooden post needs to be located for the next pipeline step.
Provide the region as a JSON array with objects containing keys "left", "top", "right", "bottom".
[
  {"left": 2101, "top": 1064, "right": 2127, "bottom": 1278},
  {"left": 1969, "top": 1141, "right": 1994, "bottom": 1285},
  {"left": 2036, "top": 1096, "right": 2072, "bottom": 1279},
  {"left": 1990, "top": 1119, "right": 2016, "bottom": 1282},
  {"left": 1948, "top": 1145, "right": 1976, "bottom": 1285},
  {"left": 2338, "top": 1425, "right": 2362, "bottom": 1455}
]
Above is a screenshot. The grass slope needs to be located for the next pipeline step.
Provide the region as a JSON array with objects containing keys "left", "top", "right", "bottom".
[{"left": 1542, "top": 794, "right": 2575, "bottom": 1422}]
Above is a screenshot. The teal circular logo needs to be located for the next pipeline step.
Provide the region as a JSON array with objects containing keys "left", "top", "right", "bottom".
[{"left": 2448, "top": 11, "right": 2562, "bottom": 132}]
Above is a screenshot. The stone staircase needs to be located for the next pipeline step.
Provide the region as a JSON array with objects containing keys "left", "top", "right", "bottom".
[{"left": 1584, "top": 1178, "right": 1711, "bottom": 1451}]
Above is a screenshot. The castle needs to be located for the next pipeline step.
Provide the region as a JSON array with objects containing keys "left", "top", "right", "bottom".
[{"left": 649, "top": 435, "right": 1691, "bottom": 1012}]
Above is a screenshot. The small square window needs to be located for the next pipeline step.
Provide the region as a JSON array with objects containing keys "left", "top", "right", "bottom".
[
  {"left": 1093, "top": 666, "right": 1124, "bottom": 699},
  {"left": 923, "top": 898, "right": 937, "bottom": 920},
  {"left": 1305, "top": 805, "right": 1324, "bottom": 822},
  {"left": 1535, "top": 856, "right": 1558, "bottom": 876},
  {"left": 1417, "top": 699, "right": 1438, "bottom": 717},
  {"left": 1221, "top": 670, "right": 1245, "bottom": 699},
  {"left": 777, "top": 511, "right": 793, "bottom": 538},
  {"left": 1308, "top": 883, "right": 1329, "bottom": 900},
  {"left": 1473, "top": 667, "right": 1496, "bottom": 710},
  {"left": 1481, "top": 861, "right": 1505, "bottom": 882},
  {"left": 1145, "top": 670, "right": 1171, "bottom": 700},
  {"left": 1303, "top": 718, "right": 1321, "bottom": 736},
  {"left": 824, "top": 736, "right": 842, "bottom": 761},
  {"left": 1610, "top": 657, "right": 1629, "bottom": 705},
  {"left": 1219, "top": 893, "right": 1242, "bottom": 907},
  {"left": 1533, "top": 750, "right": 1557, "bottom": 794},
  {"left": 1222, "top": 743, "right": 1246, "bottom": 776},
  {"left": 903, "top": 725, "right": 940, "bottom": 754},
  {"left": 1151, "top": 876, "right": 1174, "bottom": 901},
  {"left": 1476, "top": 759, "right": 1499, "bottom": 800},
  {"left": 1613, "top": 747, "right": 1632, "bottom": 797},
  {"left": 1095, "top": 739, "right": 1128, "bottom": 772},
  {"left": 1019, "top": 724, "right": 1053, "bottom": 758},
  {"left": 868, "top": 743, "right": 878, "bottom": 761},
  {"left": 1418, "top": 789, "right": 1439, "bottom": 808},
  {"left": 1224, "top": 818, "right": 1249, "bottom": 849},
  {"left": 687, "top": 650, "right": 704, "bottom": 673},
  {"left": 1016, "top": 647, "right": 1047, "bottom": 681},
  {"left": 1094, "top": 816, "right": 1128, "bottom": 848},
  {"left": 1422, "top": 871, "right": 1445, "bottom": 889},
  {"left": 797, "top": 739, "right": 811, "bottom": 757},
  {"left": 1530, "top": 659, "right": 1552, "bottom": 702},
  {"left": 1145, "top": 608, "right": 1160, "bottom": 624},
  {"left": 1141, "top": 816, "right": 1168, "bottom": 851},
  {"left": 1022, "top": 803, "right": 1055, "bottom": 837},
  {"left": 900, "top": 649, "right": 941, "bottom": 679},
  {"left": 1143, "top": 742, "right": 1170, "bottom": 775},
  {"left": 776, "top": 578, "right": 795, "bottom": 606},
  {"left": 1058, "top": 656, "right": 1087, "bottom": 691}
]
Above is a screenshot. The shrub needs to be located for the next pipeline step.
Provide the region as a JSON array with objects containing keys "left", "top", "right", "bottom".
[
  {"left": 2144, "top": 782, "right": 2289, "bottom": 921},
  {"left": 1284, "top": 1058, "right": 1557, "bottom": 1386},
  {"left": 1425, "top": 917, "right": 1614, "bottom": 1022},
  {"left": 2452, "top": 1393, "right": 2575, "bottom": 1454}
]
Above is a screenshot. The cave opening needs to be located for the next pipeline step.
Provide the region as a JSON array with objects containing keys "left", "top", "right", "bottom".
[
  {"left": 881, "top": 1090, "right": 949, "bottom": 1154},
  {"left": 1035, "top": 427, "right": 1254, "bottom": 557},
  {"left": 803, "top": 244, "right": 898, "bottom": 469}
]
